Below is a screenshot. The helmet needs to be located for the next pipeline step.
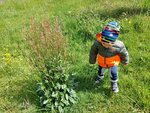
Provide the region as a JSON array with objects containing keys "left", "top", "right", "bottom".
[
  {"left": 103, "top": 21, "right": 120, "bottom": 32},
  {"left": 101, "top": 29, "right": 118, "bottom": 42},
  {"left": 101, "top": 21, "right": 120, "bottom": 42}
]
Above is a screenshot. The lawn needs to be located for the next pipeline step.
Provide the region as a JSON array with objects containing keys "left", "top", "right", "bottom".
[{"left": 0, "top": 0, "right": 150, "bottom": 113}]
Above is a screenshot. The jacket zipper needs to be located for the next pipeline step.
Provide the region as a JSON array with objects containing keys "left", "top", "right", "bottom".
[
  {"left": 104, "top": 57, "right": 106, "bottom": 66},
  {"left": 104, "top": 49, "right": 108, "bottom": 68},
  {"left": 104, "top": 57, "right": 108, "bottom": 68}
]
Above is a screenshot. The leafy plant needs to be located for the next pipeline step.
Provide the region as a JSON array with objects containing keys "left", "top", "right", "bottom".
[{"left": 23, "top": 18, "right": 77, "bottom": 113}]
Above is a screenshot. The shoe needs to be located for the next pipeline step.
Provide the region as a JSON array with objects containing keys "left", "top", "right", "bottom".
[
  {"left": 95, "top": 75, "right": 104, "bottom": 84},
  {"left": 111, "top": 82, "right": 119, "bottom": 92}
]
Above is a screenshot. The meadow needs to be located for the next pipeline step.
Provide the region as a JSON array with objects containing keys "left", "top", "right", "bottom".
[{"left": 0, "top": 0, "right": 150, "bottom": 113}]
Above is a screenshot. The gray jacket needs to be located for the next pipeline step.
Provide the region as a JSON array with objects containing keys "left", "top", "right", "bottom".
[{"left": 89, "top": 39, "right": 129, "bottom": 65}]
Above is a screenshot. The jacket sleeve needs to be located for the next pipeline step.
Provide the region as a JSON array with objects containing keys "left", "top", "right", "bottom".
[
  {"left": 89, "top": 41, "right": 98, "bottom": 64},
  {"left": 119, "top": 43, "right": 129, "bottom": 65}
]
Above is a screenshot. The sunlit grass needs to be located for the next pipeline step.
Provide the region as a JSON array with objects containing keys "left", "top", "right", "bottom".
[{"left": 0, "top": 0, "right": 150, "bottom": 112}]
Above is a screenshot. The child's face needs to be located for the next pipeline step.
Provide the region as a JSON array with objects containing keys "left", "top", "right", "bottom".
[
  {"left": 101, "top": 41, "right": 113, "bottom": 48},
  {"left": 101, "top": 38, "right": 114, "bottom": 48}
]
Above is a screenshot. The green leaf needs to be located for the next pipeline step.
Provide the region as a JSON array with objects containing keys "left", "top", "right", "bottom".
[
  {"left": 70, "top": 89, "right": 76, "bottom": 94},
  {"left": 62, "top": 100, "right": 69, "bottom": 106},
  {"left": 66, "top": 88, "right": 70, "bottom": 93},
  {"left": 65, "top": 94, "right": 68, "bottom": 100},
  {"left": 52, "top": 92, "right": 57, "bottom": 97},
  {"left": 61, "top": 96, "right": 65, "bottom": 102},
  {"left": 44, "top": 79, "right": 49, "bottom": 83},
  {"left": 69, "top": 97, "right": 76, "bottom": 104},
  {"left": 61, "top": 84, "right": 67, "bottom": 89},
  {"left": 60, "top": 102, "right": 65, "bottom": 107},
  {"left": 55, "top": 101, "right": 58, "bottom": 107},
  {"left": 56, "top": 83, "right": 61, "bottom": 89},
  {"left": 58, "top": 106, "right": 63, "bottom": 113},
  {"left": 43, "top": 100, "right": 48, "bottom": 105}
]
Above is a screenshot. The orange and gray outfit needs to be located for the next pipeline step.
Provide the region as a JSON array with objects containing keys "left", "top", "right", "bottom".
[{"left": 89, "top": 33, "right": 129, "bottom": 82}]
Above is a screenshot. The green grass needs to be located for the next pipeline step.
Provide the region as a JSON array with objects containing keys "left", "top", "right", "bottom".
[{"left": 0, "top": 0, "right": 150, "bottom": 112}]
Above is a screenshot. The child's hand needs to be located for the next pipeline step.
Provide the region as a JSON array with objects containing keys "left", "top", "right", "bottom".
[{"left": 112, "top": 61, "right": 119, "bottom": 66}]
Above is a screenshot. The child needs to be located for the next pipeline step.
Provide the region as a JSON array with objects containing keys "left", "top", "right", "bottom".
[{"left": 89, "top": 21, "right": 129, "bottom": 92}]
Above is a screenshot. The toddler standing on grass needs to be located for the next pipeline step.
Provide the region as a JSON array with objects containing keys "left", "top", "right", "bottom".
[{"left": 89, "top": 21, "right": 129, "bottom": 92}]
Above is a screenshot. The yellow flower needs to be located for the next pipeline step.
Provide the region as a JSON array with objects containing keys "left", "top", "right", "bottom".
[
  {"left": 3, "top": 53, "right": 12, "bottom": 64},
  {"left": 3, "top": 53, "right": 11, "bottom": 58},
  {"left": 128, "top": 20, "right": 131, "bottom": 24}
]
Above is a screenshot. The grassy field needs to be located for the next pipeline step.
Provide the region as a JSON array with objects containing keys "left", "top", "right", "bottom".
[{"left": 0, "top": 0, "right": 150, "bottom": 113}]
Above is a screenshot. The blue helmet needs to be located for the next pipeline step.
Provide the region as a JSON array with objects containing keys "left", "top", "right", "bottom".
[
  {"left": 102, "top": 21, "right": 120, "bottom": 42},
  {"left": 102, "top": 29, "right": 118, "bottom": 42},
  {"left": 106, "top": 21, "right": 120, "bottom": 32}
]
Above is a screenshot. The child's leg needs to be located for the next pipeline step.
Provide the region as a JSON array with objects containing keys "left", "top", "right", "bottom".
[
  {"left": 98, "top": 65, "right": 106, "bottom": 79},
  {"left": 109, "top": 66, "right": 118, "bottom": 82},
  {"left": 109, "top": 66, "right": 119, "bottom": 92},
  {"left": 95, "top": 65, "right": 106, "bottom": 83}
]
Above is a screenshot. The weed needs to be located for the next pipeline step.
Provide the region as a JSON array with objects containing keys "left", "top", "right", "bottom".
[{"left": 22, "top": 18, "right": 77, "bottom": 113}]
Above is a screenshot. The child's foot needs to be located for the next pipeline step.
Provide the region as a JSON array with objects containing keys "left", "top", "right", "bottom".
[
  {"left": 111, "top": 82, "right": 119, "bottom": 92},
  {"left": 95, "top": 75, "right": 104, "bottom": 84}
]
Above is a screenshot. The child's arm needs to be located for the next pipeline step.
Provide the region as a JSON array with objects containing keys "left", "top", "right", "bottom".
[
  {"left": 120, "top": 44, "right": 129, "bottom": 65},
  {"left": 89, "top": 41, "right": 98, "bottom": 64}
]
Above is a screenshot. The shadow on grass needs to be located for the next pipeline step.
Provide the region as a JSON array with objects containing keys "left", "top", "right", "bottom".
[
  {"left": 73, "top": 64, "right": 113, "bottom": 99},
  {"left": 97, "top": 7, "right": 150, "bottom": 19}
]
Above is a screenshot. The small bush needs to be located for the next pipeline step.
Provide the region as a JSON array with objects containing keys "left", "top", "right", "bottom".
[{"left": 23, "top": 18, "right": 77, "bottom": 113}]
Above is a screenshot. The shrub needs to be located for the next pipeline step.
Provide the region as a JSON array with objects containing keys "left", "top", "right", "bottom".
[{"left": 22, "top": 18, "right": 77, "bottom": 113}]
